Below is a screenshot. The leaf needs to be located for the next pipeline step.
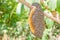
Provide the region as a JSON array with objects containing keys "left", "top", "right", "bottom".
[
  {"left": 48, "top": 0, "right": 57, "bottom": 11},
  {"left": 3, "top": 14, "right": 9, "bottom": 20},
  {"left": 0, "top": 20, "right": 3, "bottom": 27},
  {"left": 42, "top": 29, "right": 51, "bottom": 40},
  {"left": 16, "top": 3, "right": 22, "bottom": 14},
  {"left": 21, "top": 4, "right": 24, "bottom": 14},
  {"left": 56, "top": 0, "right": 60, "bottom": 14},
  {"left": 45, "top": 17, "right": 54, "bottom": 29}
]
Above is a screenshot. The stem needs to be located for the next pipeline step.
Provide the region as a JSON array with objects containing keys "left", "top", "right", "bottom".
[
  {"left": 10, "top": 4, "right": 18, "bottom": 19},
  {"left": 44, "top": 12, "right": 60, "bottom": 24},
  {"left": 18, "top": 0, "right": 32, "bottom": 9}
]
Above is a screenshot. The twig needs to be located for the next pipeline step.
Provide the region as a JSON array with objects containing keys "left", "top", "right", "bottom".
[
  {"left": 18, "top": 0, "right": 32, "bottom": 9},
  {"left": 19, "top": 0, "right": 60, "bottom": 24},
  {"left": 44, "top": 12, "right": 60, "bottom": 24}
]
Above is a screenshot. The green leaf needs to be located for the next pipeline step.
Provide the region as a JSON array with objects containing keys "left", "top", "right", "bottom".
[
  {"left": 21, "top": 4, "right": 24, "bottom": 14},
  {"left": 16, "top": 3, "right": 22, "bottom": 14},
  {"left": 0, "top": 20, "right": 3, "bottom": 27},
  {"left": 42, "top": 29, "right": 51, "bottom": 40},
  {"left": 45, "top": 17, "right": 54, "bottom": 29},
  {"left": 16, "top": 3, "right": 25, "bottom": 16},
  {"left": 48, "top": 0, "right": 57, "bottom": 11},
  {"left": 3, "top": 14, "right": 9, "bottom": 20},
  {"left": 56, "top": 0, "right": 60, "bottom": 14}
]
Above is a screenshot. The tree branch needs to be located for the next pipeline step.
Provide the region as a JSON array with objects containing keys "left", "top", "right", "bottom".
[
  {"left": 18, "top": 0, "right": 32, "bottom": 9},
  {"left": 19, "top": 0, "right": 60, "bottom": 24},
  {"left": 44, "top": 12, "right": 60, "bottom": 24}
]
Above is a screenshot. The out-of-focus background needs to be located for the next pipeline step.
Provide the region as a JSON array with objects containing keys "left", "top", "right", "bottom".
[{"left": 0, "top": 0, "right": 60, "bottom": 40}]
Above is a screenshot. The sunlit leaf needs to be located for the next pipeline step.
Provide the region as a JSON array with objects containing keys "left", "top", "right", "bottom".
[
  {"left": 45, "top": 17, "right": 54, "bottom": 28},
  {"left": 42, "top": 29, "right": 51, "bottom": 40},
  {"left": 56, "top": 0, "right": 60, "bottom": 14},
  {"left": 48, "top": 0, "right": 57, "bottom": 11},
  {"left": 16, "top": 3, "right": 22, "bottom": 14}
]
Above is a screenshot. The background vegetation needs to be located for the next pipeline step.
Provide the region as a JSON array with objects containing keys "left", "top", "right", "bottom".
[{"left": 0, "top": 0, "right": 60, "bottom": 40}]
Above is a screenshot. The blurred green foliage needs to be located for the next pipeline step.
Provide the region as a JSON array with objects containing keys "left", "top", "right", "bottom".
[
  {"left": 0, "top": 0, "right": 60, "bottom": 40},
  {"left": 56, "top": 0, "right": 60, "bottom": 14}
]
